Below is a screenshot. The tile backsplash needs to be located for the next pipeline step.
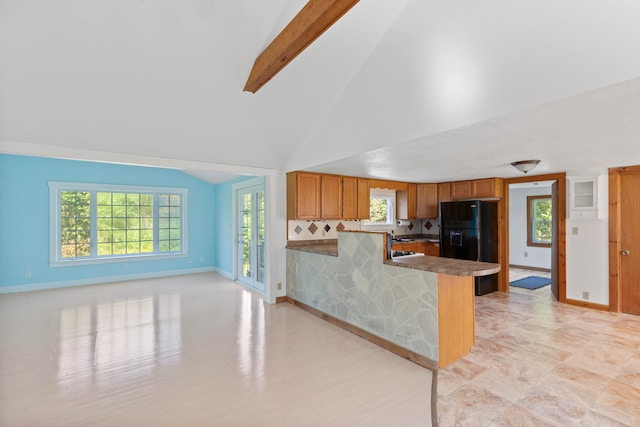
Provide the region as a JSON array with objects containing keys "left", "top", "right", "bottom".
[{"left": 287, "top": 218, "right": 440, "bottom": 241}]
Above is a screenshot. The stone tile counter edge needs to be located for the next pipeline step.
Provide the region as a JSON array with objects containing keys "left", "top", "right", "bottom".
[
  {"left": 385, "top": 256, "right": 500, "bottom": 277},
  {"left": 286, "top": 239, "right": 338, "bottom": 256}
]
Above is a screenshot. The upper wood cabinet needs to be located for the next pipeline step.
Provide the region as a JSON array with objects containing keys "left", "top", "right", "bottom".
[
  {"left": 449, "top": 178, "right": 504, "bottom": 200},
  {"left": 356, "top": 178, "right": 370, "bottom": 219},
  {"left": 343, "top": 177, "right": 370, "bottom": 220},
  {"left": 288, "top": 172, "right": 370, "bottom": 221},
  {"left": 321, "top": 175, "right": 342, "bottom": 219},
  {"left": 342, "top": 177, "right": 358, "bottom": 219},
  {"left": 416, "top": 183, "right": 438, "bottom": 218},
  {"left": 397, "top": 183, "right": 417, "bottom": 220},
  {"left": 472, "top": 178, "right": 503, "bottom": 198},
  {"left": 287, "top": 172, "right": 321, "bottom": 220},
  {"left": 451, "top": 181, "right": 472, "bottom": 199},
  {"left": 438, "top": 182, "right": 452, "bottom": 204}
]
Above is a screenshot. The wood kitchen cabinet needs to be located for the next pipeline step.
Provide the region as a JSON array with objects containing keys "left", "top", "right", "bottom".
[
  {"left": 321, "top": 174, "right": 342, "bottom": 219},
  {"left": 448, "top": 178, "right": 504, "bottom": 200},
  {"left": 451, "top": 181, "right": 472, "bottom": 199},
  {"left": 343, "top": 177, "right": 370, "bottom": 219},
  {"left": 287, "top": 172, "right": 321, "bottom": 220},
  {"left": 423, "top": 242, "right": 440, "bottom": 257},
  {"left": 416, "top": 183, "right": 438, "bottom": 218},
  {"left": 288, "top": 172, "right": 370, "bottom": 221},
  {"left": 356, "top": 178, "right": 370, "bottom": 219},
  {"left": 472, "top": 178, "right": 503, "bottom": 198},
  {"left": 438, "top": 182, "right": 452, "bottom": 204},
  {"left": 397, "top": 183, "right": 417, "bottom": 219}
]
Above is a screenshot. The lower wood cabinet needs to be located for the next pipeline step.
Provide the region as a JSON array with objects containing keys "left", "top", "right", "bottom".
[{"left": 423, "top": 242, "right": 440, "bottom": 257}]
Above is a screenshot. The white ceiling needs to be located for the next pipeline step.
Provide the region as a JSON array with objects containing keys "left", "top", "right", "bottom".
[{"left": 1, "top": 0, "right": 639, "bottom": 184}]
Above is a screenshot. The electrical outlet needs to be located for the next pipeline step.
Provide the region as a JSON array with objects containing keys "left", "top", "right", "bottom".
[
  {"left": 277, "top": 282, "right": 282, "bottom": 291},
  {"left": 524, "top": 252, "right": 528, "bottom": 257},
  {"left": 25, "top": 270, "right": 31, "bottom": 278},
  {"left": 572, "top": 227, "right": 579, "bottom": 235},
  {"left": 200, "top": 256, "right": 205, "bottom": 262},
  {"left": 582, "top": 291, "right": 590, "bottom": 300}
]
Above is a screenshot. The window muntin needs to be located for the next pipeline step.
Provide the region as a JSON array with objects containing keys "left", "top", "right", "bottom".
[
  {"left": 363, "top": 189, "right": 396, "bottom": 228},
  {"left": 51, "top": 182, "right": 187, "bottom": 266},
  {"left": 527, "top": 195, "right": 552, "bottom": 247}
]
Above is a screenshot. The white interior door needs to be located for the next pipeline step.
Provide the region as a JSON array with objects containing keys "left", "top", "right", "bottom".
[{"left": 236, "top": 184, "right": 266, "bottom": 294}]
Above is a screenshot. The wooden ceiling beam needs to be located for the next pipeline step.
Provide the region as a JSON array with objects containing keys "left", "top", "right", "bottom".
[{"left": 243, "top": 0, "right": 360, "bottom": 93}]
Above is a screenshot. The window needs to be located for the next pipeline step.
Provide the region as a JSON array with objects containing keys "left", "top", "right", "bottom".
[
  {"left": 50, "top": 182, "right": 187, "bottom": 266},
  {"left": 362, "top": 189, "right": 395, "bottom": 228},
  {"left": 527, "top": 195, "right": 552, "bottom": 247}
]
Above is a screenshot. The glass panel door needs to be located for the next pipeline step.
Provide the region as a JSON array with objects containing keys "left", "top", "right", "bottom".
[{"left": 236, "top": 184, "right": 266, "bottom": 294}]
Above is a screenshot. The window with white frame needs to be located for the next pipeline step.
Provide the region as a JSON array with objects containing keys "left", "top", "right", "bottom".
[
  {"left": 527, "top": 195, "right": 552, "bottom": 247},
  {"left": 50, "top": 182, "right": 187, "bottom": 266},
  {"left": 362, "top": 188, "right": 396, "bottom": 228}
]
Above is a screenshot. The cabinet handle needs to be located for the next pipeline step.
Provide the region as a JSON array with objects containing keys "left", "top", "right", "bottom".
[{"left": 621, "top": 250, "right": 631, "bottom": 256}]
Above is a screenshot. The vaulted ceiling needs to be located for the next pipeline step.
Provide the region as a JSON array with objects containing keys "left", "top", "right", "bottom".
[{"left": 1, "top": 0, "right": 639, "bottom": 183}]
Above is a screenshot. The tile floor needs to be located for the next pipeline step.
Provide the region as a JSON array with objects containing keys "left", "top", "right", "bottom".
[{"left": 436, "top": 268, "right": 640, "bottom": 426}]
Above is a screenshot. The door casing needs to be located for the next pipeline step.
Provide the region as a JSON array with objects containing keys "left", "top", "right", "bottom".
[{"left": 502, "top": 173, "right": 567, "bottom": 302}]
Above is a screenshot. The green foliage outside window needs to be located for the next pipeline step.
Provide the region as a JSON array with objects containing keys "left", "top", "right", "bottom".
[
  {"left": 58, "top": 188, "right": 182, "bottom": 259},
  {"left": 369, "top": 198, "right": 389, "bottom": 224},
  {"left": 60, "top": 191, "right": 91, "bottom": 258},
  {"left": 529, "top": 197, "right": 552, "bottom": 245}
]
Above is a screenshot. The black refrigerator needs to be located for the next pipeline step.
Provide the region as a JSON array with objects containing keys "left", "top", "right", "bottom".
[{"left": 439, "top": 200, "right": 499, "bottom": 296}]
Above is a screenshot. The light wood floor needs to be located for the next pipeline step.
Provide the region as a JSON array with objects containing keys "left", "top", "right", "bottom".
[{"left": 0, "top": 273, "right": 433, "bottom": 427}]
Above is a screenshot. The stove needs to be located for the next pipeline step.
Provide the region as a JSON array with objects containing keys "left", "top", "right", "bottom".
[{"left": 391, "top": 251, "right": 425, "bottom": 259}]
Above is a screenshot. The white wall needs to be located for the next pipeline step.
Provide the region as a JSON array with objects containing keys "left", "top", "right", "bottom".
[
  {"left": 565, "top": 170, "right": 609, "bottom": 305},
  {"left": 509, "top": 185, "right": 552, "bottom": 269}
]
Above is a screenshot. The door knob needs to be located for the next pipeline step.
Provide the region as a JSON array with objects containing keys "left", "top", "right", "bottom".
[{"left": 621, "top": 250, "right": 631, "bottom": 256}]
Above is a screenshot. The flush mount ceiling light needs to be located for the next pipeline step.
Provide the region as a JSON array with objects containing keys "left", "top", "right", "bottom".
[{"left": 511, "top": 160, "right": 540, "bottom": 174}]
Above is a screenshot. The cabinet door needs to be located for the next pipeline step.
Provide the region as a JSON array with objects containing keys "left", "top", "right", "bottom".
[
  {"left": 342, "top": 177, "right": 358, "bottom": 219},
  {"left": 321, "top": 175, "right": 342, "bottom": 219},
  {"left": 402, "top": 242, "right": 421, "bottom": 252},
  {"left": 438, "top": 182, "right": 451, "bottom": 205},
  {"left": 295, "top": 172, "right": 321, "bottom": 219},
  {"left": 397, "top": 183, "right": 417, "bottom": 219},
  {"left": 356, "top": 179, "right": 370, "bottom": 219},
  {"left": 451, "top": 181, "right": 472, "bottom": 199},
  {"left": 424, "top": 243, "right": 440, "bottom": 257},
  {"left": 416, "top": 183, "right": 438, "bottom": 218},
  {"left": 472, "top": 178, "right": 503, "bottom": 198}
]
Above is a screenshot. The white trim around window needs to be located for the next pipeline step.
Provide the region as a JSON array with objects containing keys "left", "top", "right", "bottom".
[
  {"left": 361, "top": 188, "right": 396, "bottom": 230},
  {"left": 49, "top": 182, "right": 188, "bottom": 267}
]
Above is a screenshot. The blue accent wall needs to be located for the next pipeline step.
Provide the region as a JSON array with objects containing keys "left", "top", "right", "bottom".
[{"left": 0, "top": 154, "right": 220, "bottom": 290}]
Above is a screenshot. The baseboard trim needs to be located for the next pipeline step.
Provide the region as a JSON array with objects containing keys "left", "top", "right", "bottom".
[
  {"left": 275, "top": 296, "right": 288, "bottom": 304},
  {"left": 0, "top": 267, "right": 217, "bottom": 294},
  {"left": 212, "top": 267, "right": 233, "bottom": 280},
  {"left": 566, "top": 298, "right": 610, "bottom": 312},
  {"left": 285, "top": 296, "right": 438, "bottom": 371},
  {"left": 509, "top": 264, "right": 551, "bottom": 273}
]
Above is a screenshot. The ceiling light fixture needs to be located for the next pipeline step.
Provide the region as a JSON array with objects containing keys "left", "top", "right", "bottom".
[{"left": 511, "top": 160, "right": 540, "bottom": 174}]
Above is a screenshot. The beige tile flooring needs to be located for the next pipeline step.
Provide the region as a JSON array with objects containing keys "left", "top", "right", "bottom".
[
  {"left": 437, "top": 267, "right": 640, "bottom": 426},
  {"left": 0, "top": 273, "right": 433, "bottom": 427}
]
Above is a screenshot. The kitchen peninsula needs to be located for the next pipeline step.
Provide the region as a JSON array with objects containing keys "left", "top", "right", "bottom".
[{"left": 286, "top": 231, "right": 500, "bottom": 369}]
